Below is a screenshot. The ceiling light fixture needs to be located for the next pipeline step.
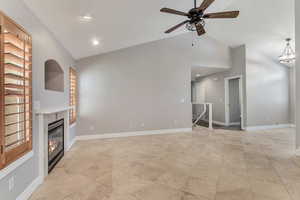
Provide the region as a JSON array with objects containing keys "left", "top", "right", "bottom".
[
  {"left": 92, "top": 39, "right": 100, "bottom": 46},
  {"left": 279, "top": 38, "right": 296, "bottom": 64},
  {"left": 186, "top": 20, "right": 205, "bottom": 32},
  {"left": 78, "top": 14, "right": 93, "bottom": 22}
]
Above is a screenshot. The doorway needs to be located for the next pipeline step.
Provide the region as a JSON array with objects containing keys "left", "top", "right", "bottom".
[{"left": 225, "top": 76, "right": 244, "bottom": 130}]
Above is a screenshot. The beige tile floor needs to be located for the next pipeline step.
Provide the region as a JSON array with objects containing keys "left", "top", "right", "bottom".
[{"left": 30, "top": 127, "right": 300, "bottom": 200}]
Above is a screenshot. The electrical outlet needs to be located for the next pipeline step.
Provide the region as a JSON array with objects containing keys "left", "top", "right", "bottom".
[{"left": 8, "top": 176, "right": 14, "bottom": 191}]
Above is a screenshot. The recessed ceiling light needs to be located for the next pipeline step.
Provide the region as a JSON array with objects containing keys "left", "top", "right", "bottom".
[
  {"left": 78, "top": 14, "right": 93, "bottom": 22},
  {"left": 92, "top": 39, "right": 100, "bottom": 46},
  {"left": 196, "top": 74, "right": 201, "bottom": 77}
]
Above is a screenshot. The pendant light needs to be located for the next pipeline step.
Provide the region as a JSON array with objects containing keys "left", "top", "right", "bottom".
[{"left": 279, "top": 38, "right": 296, "bottom": 64}]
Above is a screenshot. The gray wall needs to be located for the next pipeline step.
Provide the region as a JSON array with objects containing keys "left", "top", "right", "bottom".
[
  {"left": 232, "top": 45, "right": 247, "bottom": 127},
  {"left": 290, "top": 68, "right": 296, "bottom": 125},
  {"left": 246, "top": 48, "right": 291, "bottom": 127},
  {"left": 229, "top": 78, "right": 241, "bottom": 123},
  {"left": 69, "top": 124, "right": 76, "bottom": 144},
  {"left": 193, "top": 75, "right": 227, "bottom": 123},
  {"left": 0, "top": 1, "right": 75, "bottom": 199},
  {"left": 76, "top": 33, "right": 231, "bottom": 135},
  {"left": 296, "top": 0, "right": 300, "bottom": 149},
  {"left": 192, "top": 45, "right": 246, "bottom": 124}
]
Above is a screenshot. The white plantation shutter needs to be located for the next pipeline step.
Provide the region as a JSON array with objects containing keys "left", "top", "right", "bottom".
[{"left": 0, "top": 12, "right": 32, "bottom": 169}]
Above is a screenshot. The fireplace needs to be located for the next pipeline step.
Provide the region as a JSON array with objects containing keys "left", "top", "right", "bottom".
[{"left": 48, "top": 119, "right": 64, "bottom": 173}]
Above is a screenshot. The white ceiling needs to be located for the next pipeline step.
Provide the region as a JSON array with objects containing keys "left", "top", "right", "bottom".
[
  {"left": 205, "top": 0, "right": 295, "bottom": 58},
  {"left": 23, "top": 0, "right": 294, "bottom": 60}
]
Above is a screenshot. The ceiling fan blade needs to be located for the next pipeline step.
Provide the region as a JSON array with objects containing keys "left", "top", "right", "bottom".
[
  {"left": 197, "top": 0, "right": 215, "bottom": 11},
  {"left": 160, "top": 8, "right": 189, "bottom": 17},
  {"left": 165, "top": 20, "right": 189, "bottom": 33},
  {"left": 204, "top": 11, "right": 240, "bottom": 18},
  {"left": 195, "top": 23, "right": 206, "bottom": 36}
]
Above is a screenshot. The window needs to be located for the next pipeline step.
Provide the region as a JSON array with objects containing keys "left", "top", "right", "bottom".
[
  {"left": 0, "top": 12, "right": 32, "bottom": 169},
  {"left": 69, "top": 68, "right": 77, "bottom": 124}
]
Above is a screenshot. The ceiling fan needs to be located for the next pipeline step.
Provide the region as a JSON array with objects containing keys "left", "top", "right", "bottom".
[{"left": 160, "top": 0, "right": 240, "bottom": 36}]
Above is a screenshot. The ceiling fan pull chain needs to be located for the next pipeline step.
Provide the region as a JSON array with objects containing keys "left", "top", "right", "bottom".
[
  {"left": 192, "top": 34, "right": 194, "bottom": 46},
  {"left": 192, "top": 32, "right": 197, "bottom": 47}
]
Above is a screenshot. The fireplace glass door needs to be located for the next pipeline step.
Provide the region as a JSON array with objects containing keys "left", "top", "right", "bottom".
[{"left": 48, "top": 119, "right": 64, "bottom": 172}]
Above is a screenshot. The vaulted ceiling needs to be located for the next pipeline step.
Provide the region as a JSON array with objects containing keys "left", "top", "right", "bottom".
[{"left": 23, "top": 0, "right": 294, "bottom": 60}]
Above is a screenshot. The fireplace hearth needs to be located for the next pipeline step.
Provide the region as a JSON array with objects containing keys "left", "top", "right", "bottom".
[{"left": 48, "top": 119, "right": 64, "bottom": 173}]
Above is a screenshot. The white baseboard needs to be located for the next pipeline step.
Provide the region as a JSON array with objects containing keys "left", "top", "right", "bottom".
[
  {"left": 246, "top": 124, "right": 295, "bottom": 131},
  {"left": 229, "top": 122, "right": 241, "bottom": 126},
  {"left": 214, "top": 121, "right": 240, "bottom": 127},
  {"left": 67, "top": 137, "right": 76, "bottom": 151},
  {"left": 16, "top": 176, "right": 43, "bottom": 200},
  {"left": 296, "top": 148, "right": 300, "bottom": 156},
  {"left": 202, "top": 119, "right": 227, "bottom": 126},
  {"left": 76, "top": 128, "right": 192, "bottom": 141},
  {"left": 213, "top": 121, "right": 227, "bottom": 126}
]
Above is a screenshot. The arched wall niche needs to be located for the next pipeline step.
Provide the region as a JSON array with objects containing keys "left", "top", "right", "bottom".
[{"left": 45, "top": 59, "right": 64, "bottom": 92}]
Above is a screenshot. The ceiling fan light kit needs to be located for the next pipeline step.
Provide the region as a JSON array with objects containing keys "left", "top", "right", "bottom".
[{"left": 160, "top": 0, "right": 240, "bottom": 36}]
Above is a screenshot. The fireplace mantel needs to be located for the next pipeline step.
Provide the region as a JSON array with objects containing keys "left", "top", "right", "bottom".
[{"left": 35, "top": 106, "right": 73, "bottom": 115}]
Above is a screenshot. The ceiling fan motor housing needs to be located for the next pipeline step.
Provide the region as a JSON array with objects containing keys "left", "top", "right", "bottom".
[{"left": 189, "top": 9, "right": 203, "bottom": 21}]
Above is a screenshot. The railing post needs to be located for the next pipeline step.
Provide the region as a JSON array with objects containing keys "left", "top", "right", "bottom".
[{"left": 208, "top": 103, "right": 213, "bottom": 129}]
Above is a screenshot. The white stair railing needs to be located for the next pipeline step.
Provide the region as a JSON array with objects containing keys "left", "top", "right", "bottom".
[
  {"left": 193, "top": 104, "right": 207, "bottom": 125},
  {"left": 192, "top": 103, "right": 213, "bottom": 129}
]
